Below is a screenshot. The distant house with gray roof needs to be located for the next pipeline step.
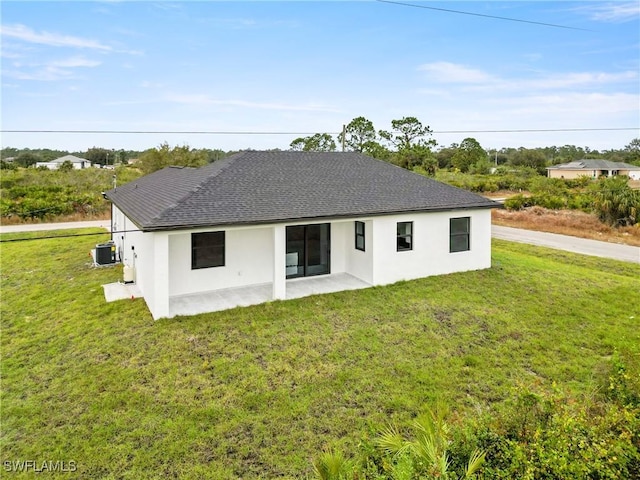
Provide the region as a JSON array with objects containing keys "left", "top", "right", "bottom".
[
  {"left": 547, "top": 159, "right": 640, "bottom": 180},
  {"left": 106, "top": 151, "right": 499, "bottom": 319},
  {"left": 36, "top": 154, "right": 92, "bottom": 170}
]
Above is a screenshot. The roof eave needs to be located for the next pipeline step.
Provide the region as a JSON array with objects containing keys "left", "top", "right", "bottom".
[{"left": 137, "top": 203, "right": 500, "bottom": 232}]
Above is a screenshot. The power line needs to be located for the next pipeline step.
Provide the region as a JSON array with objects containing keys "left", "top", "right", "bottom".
[
  {"left": 0, "top": 228, "right": 134, "bottom": 243},
  {"left": 1, "top": 130, "right": 332, "bottom": 135},
  {"left": 435, "top": 128, "right": 639, "bottom": 134},
  {"left": 375, "top": 0, "right": 593, "bottom": 32},
  {"left": 2, "top": 127, "right": 637, "bottom": 135}
]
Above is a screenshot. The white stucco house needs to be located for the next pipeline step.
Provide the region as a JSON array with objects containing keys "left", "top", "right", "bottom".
[
  {"left": 36, "top": 154, "right": 92, "bottom": 170},
  {"left": 547, "top": 159, "right": 640, "bottom": 180},
  {"left": 106, "top": 151, "right": 499, "bottom": 319}
]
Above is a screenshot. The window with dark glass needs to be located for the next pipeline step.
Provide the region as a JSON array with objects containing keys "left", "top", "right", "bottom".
[
  {"left": 397, "top": 221, "right": 413, "bottom": 251},
  {"left": 355, "top": 221, "right": 365, "bottom": 251},
  {"left": 192, "top": 231, "right": 225, "bottom": 269},
  {"left": 450, "top": 217, "right": 470, "bottom": 252}
]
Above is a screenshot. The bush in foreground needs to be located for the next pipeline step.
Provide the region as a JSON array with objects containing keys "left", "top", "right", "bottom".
[{"left": 313, "top": 352, "right": 640, "bottom": 479}]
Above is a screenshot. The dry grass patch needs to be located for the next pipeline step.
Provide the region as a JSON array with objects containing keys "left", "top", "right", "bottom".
[
  {"left": 492, "top": 207, "right": 640, "bottom": 246},
  {"left": 0, "top": 210, "right": 111, "bottom": 225}
]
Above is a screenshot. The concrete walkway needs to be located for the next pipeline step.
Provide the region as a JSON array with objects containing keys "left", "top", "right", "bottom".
[{"left": 492, "top": 225, "right": 640, "bottom": 264}]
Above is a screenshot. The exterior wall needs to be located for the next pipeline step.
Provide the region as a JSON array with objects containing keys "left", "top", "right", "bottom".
[
  {"left": 167, "top": 226, "right": 274, "bottom": 297},
  {"left": 111, "top": 205, "right": 154, "bottom": 306},
  {"left": 343, "top": 220, "right": 374, "bottom": 284},
  {"left": 34, "top": 161, "right": 90, "bottom": 170},
  {"left": 547, "top": 169, "right": 595, "bottom": 179},
  {"left": 549, "top": 169, "right": 640, "bottom": 180},
  {"left": 370, "top": 209, "right": 492, "bottom": 285},
  {"left": 114, "top": 207, "right": 492, "bottom": 319},
  {"left": 620, "top": 169, "right": 640, "bottom": 180}
]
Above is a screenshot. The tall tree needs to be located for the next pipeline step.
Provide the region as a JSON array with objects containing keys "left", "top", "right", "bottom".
[
  {"left": 624, "top": 138, "right": 640, "bottom": 164},
  {"left": 510, "top": 147, "right": 547, "bottom": 173},
  {"left": 337, "top": 117, "right": 378, "bottom": 153},
  {"left": 289, "top": 133, "right": 336, "bottom": 152},
  {"left": 435, "top": 144, "right": 458, "bottom": 169},
  {"left": 139, "top": 143, "right": 209, "bottom": 174},
  {"left": 451, "top": 138, "right": 487, "bottom": 173},
  {"left": 14, "top": 152, "right": 42, "bottom": 168},
  {"left": 379, "top": 116, "right": 436, "bottom": 151},
  {"left": 85, "top": 147, "right": 110, "bottom": 166}
]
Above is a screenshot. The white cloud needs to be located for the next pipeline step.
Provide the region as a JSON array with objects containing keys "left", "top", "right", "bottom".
[
  {"left": 417, "top": 62, "right": 496, "bottom": 83},
  {"left": 50, "top": 56, "right": 102, "bottom": 68},
  {"left": 3, "top": 67, "right": 72, "bottom": 81},
  {"left": 164, "top": 94, "right": 342, "bottom": 113},
  {"left": 520, "top": 71, "right": 638, "bottom": 90},
  {"left": 3, "top": 55, "right": 101, "bottom": 81},
  {"left": 418, "top": 62, "right": 637, "bottom": 93},
  {"left": 577, "top": 2, "right": 640, "bottom": 22},
  {"left": 0, "top": 24, "right": 112, "bottom": 51},
  {"left": 497, "top": 92, "right": 639, "bottom": 116}
]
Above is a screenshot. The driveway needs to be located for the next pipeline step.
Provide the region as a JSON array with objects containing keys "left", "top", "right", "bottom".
[
  {"left": 1, "top": 221, "right": 638, "bottom": 264},
  {"left": 492, "top": 225, "right": 640, "bottom": 264}
]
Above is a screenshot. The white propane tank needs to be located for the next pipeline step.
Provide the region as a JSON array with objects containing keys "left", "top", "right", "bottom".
[{"left": 123, "top": 264, "right": 136, "bottom": 284}]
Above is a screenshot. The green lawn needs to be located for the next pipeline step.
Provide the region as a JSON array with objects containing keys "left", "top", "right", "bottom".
[{"left": 1, "top": 230, "right": 639, "bottom": 478}]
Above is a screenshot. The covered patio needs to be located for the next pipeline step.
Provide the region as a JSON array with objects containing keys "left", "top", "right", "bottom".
[{"left": 168, "top": 272, "right": 371, "bottom": 317}]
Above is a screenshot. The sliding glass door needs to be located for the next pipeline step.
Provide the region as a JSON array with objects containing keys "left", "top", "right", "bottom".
[{"left": 286, "top": 223, "right": 330, "bottom": 279}]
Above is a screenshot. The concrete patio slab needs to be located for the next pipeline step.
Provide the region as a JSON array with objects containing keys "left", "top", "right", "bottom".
[
  {"left": 286, "top": 272, "right": 371, "bottom": 299},
  {"left": 103, "top": 282, "right": 143, "bottom": 302},
  {"left": 168, "top": 273, "right": 371, "bottom": 317}
]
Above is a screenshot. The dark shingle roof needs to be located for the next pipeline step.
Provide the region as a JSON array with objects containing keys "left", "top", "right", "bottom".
[
  {"left": 106, "top": 151, "right": 499, "bottom": 231},
  {"left": 547, "top": 159, "right": 640, "bottom": 170}
]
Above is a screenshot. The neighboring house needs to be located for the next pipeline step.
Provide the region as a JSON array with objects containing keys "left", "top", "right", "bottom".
[
  {"left": 35, "top": 154, "right": 92, "bottom": 170},
  {"left": 547, "top": 160, "right": 640, "bottom": 180},
  {"left": 106, "top": 151, "right": 500, "bottom": 319}
]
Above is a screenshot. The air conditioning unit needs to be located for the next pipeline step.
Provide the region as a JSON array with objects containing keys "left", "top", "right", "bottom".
[{"left": 95, "top": 241, "right": 116, "bottom": 265}]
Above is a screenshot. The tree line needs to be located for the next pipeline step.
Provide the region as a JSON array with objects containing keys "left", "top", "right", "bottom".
[
  {"left": 2, "top": 120, "right": 638, "bottom": 173},
  {"left": 289, "top": 116, "right": 640, "bottom": 173}
]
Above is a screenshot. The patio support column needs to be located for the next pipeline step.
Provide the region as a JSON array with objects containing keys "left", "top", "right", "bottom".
[
  {"left": 151, "top": 232, "right": 170, "bottom": 319},
  {"left": 273, "top": 225, "right": 286, "bottom": 300}
]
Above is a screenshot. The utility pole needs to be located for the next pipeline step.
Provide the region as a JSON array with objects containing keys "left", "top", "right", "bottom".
[{"left": 341, "top": 124, "right": 346, "bottom": 152}]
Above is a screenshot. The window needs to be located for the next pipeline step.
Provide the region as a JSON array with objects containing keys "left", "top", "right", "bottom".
[
  {"left": 397, "top": 221, "right": 413, "bottom": 251},
  {"left": 192, "top": 231, "right": 225, "bottom": 269},
  {"left": 355, "top": 221, "right": 365, "bottom": 251},
  {"left": 450, "top": 217, "right": 470, "bottom": 252}
]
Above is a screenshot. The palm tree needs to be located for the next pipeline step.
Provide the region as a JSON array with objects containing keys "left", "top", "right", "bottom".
[
  {"left": 313, "top": 447, "right": 354, "bottom": 480},
  {"left": 376, "top": 406, "right": 485, "bottom": 479}
]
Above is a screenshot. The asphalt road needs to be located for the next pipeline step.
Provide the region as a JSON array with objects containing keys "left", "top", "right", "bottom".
[
  {"left": 492, "top": 225, "right": 640, "bottom": 264},
  {"left": 1, "top": 221, "right": 638, "bottom": 264},
  {"left": 0, "top": 220, "right": 111, "bottom": 233}
]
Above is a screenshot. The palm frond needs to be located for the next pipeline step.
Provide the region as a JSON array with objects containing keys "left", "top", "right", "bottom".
[
  {"left": 376, "top": 424, "right": 409, "bottom": 458},
  {"left": 313, "top": 448, "right": 353, "bottom": 480},
  {"left": 464, "top": 448, "right": 486, "bottom": 478}
]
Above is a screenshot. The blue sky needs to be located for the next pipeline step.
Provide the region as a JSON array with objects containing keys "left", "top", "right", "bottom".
[{"left": 1, "top": 1, "right": 639, "bottom": 153}]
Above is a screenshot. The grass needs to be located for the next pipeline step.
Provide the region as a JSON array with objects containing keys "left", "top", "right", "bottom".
[{"left": 1, "top": 230, "right": 639, "bottom": 478}]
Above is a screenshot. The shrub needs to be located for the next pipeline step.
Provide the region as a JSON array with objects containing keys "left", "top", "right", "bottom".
[
  {"left": 504, "top": 195, "right": 533, "bottom": 210},
  {"left": 592, "top": 176, "right": 640, "bottom": 226},
  {"left": 533, "top": 194, "right": 566, "bottom": 210}
]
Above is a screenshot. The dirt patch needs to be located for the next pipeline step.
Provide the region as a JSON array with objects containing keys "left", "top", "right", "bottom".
[{"left": 492, "top": 207, "right": 640, "bottom": 247}]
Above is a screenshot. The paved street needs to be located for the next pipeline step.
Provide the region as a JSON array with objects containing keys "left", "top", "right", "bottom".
[
  {"left": 492, "top": 225, "right": 640, "bottom": 264},
  {"left": 0, "top": 220, "right": 110, "bottom": 234}
]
